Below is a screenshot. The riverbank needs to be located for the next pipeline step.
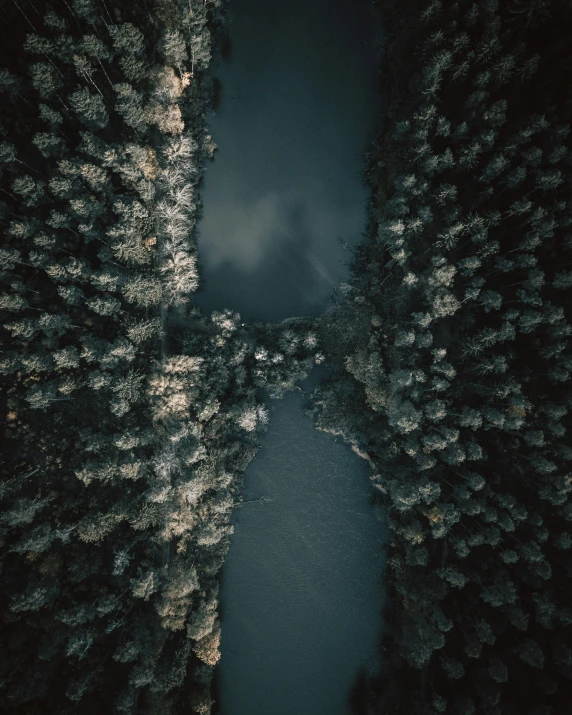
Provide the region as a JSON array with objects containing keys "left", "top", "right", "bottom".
[
  {"left": 315, "top": 1, "right": 572, "bottom": 712},
  {"left": 0, "top": 1, "right": 280, "bottom": 712},
  {"left": 195, "top": 1, "right": 386, "bottom": 713},
  {"left": 214, "top": 389, "right": 385, "bottom": 715}
]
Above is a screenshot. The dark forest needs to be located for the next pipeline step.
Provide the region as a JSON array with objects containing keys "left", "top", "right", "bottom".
[{"left": 1, "top": 0, "right": 572, "bottom": 713}]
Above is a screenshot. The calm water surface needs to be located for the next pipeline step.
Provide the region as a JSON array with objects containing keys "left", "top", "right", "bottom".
[
  {"left": 197, "top": 1, "right": 385, "bottom": 713},
  {"left": 217, "top": 391, "right": 385, "bottom": 715},
  {"left": 197, "top": 0, "right": 380, "bottom": 322}
]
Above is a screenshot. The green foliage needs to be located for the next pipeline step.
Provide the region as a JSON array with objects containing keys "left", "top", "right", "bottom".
[
  {"left": 0, "top": 3, "right": 320, "bottom": 712},
  {"left": 312, "top": 0, "right": 572, "bottom": 711},
  {"left": 0, "top": 0, "right": 236, "bottom": 712}
]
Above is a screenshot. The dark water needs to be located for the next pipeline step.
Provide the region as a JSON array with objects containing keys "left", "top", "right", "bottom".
[
  {"left": 197, "top": 1, "right": 385, "bottom": 713},
  {"left": 218, "top": 392, "right": 385, "bottom": 715},
  {"left": 197, "top": 0, "right": 380, "bottom": 322}
]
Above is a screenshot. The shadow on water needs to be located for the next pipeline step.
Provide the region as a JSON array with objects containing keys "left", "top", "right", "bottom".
[
  {"left": 348, "top": 669, "right": 372, "bottom": 715},
  {"left": 210, "top": 76, "right": 223, "bottom": 112},
  {"left": 220, "top": 33, "right": 232, "bottom": 63}
]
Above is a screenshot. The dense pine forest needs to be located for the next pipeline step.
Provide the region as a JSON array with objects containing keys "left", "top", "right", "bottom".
[
  {"left": 0, "top": 1, "right": 317, "bottom": 712},
  {"left": 2, "top": 0, "right": 572, "bottom": 713},
  {"left": 315, "top": 0, "right": 572, "bottom": 713}
]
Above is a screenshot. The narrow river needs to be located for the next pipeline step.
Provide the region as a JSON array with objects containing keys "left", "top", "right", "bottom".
[{"left": 196, "top": 0, "right": 385, "bottom": 713}]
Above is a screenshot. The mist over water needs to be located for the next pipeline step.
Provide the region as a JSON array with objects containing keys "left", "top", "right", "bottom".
[{"left": 196, "top": 1, "right": 386, "bottom": 713}]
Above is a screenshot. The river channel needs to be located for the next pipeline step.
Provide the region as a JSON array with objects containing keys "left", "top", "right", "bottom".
[{"left": 196, "top": 0, "right": 385, "bottom": 713}]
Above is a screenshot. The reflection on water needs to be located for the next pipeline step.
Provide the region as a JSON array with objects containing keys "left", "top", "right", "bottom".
[
  {"left": 217, "top": 392, "right": 385, "bottom": 715},
  {"left": 196, "top": 0, "right": 385, "bottom": 712},
  {"left": 197, "top": 0, "right": 380, "bottom": 322}
]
